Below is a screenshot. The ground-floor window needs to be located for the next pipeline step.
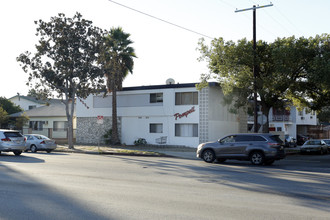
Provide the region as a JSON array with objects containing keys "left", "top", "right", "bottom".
[
  {"left": 175, "top": 124, "right": 198, "bottom": 137},
  {"left": 150, "top": 123, "right": 163, "bottom": 133},
  {"left": 29, "top": 121, "right": 45, "bottom": 131},
  {"left": 53, "top": 121, "right": 68, "bottom": 131}
]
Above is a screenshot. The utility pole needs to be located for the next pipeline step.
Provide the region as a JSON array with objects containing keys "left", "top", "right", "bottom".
[{"left": 235, "top": 3, "right": 273, "bottom": 133}]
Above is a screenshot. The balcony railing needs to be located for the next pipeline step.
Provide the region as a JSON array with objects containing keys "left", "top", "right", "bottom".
[
  {"left": 247, "top": 115, "right": 292, "bottom": 122},
  {"left": 271, "top": 115, "right": 292, "bottom": 122}
]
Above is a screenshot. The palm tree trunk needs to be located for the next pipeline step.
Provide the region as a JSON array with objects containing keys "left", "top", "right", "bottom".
[{"left": 111, "top": 88, "right": 120, "bottom": 144}]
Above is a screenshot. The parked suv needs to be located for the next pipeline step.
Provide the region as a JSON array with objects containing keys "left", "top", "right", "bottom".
[
  {"left": 0, "top": 129, "right": 26, "bottom": 156},
  {"left": 197, "top": 133, "right": 285, "bottom": 165}
]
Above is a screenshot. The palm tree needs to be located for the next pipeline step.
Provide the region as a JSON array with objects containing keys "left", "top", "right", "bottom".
[{"left": 99, "top": 27, "right": 136, "bottom": 144}]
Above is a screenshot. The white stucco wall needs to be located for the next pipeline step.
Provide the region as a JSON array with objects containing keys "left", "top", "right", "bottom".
[{"left": 77, "top": 84, "right": 245, "bottom": 147}]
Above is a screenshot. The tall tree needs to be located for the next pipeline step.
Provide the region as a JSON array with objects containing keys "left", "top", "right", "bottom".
[
  {"left": 17, "top": 12, "right": 105, "bottom": 148},
  {"left": 0, "top": 97, "right": 23, "bottom": 114},
  {"left": 198, "top": 36, "right": 316, "bottom": 132},
  {"left": 0, "top": 107, "right": 9, "bottom": 128},
  {"left": 0, "top": 97, "right": 25, "bottom": 129},
  {"left": 292, "top": 34, "right": 330, "bottom": 110},
  {"left": 98, "top": 27, "right": 136, "bottom": 144}
]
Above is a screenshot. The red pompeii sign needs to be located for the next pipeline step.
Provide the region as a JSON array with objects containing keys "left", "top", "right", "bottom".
[{"left": 174, "top": 107, "right": 195, "bottom": 120}]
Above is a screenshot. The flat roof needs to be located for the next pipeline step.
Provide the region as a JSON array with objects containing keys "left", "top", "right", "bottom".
[{"left": 122, "top": 82, "right": 218, "bottom": 91}]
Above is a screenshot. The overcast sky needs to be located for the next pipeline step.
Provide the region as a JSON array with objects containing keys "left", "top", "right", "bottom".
[{"left": 1, "top": 0, "right": 329, "bottom": 98}]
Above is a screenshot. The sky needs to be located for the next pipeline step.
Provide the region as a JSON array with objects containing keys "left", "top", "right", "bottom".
[{"left": 1, "top": 0, "right": 329, "bottom": 98}]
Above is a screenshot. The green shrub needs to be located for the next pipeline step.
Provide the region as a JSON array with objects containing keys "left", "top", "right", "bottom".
[{"left": 134, "top": 138, "right": 147, "bottom": 146}]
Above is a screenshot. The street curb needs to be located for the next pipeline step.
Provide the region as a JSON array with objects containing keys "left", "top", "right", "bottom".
[{"left": 53, "top": 149, "right": 176, "bottom": 158}]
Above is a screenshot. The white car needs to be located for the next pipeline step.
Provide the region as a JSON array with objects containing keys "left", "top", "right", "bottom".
[
  {"left": 24, "top": 134, "right": 57, "bottom": 153},
  {"left": 300, "top": 140, "right": 328, "bottom": 155},
  {"left": 0, "top": 129, "right": 26, "bottom": 156}
]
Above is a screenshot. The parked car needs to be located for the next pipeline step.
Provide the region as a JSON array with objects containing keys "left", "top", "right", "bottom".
[
  {"left": 296, "top": 134, "right": 309, "bottom": 145},
  {"left": 321, "top": 139, "right": 330, "bottom": 151},
  {"left": 0, "top": 129, "right": 26, "bottom": 156},
  {"left": 196, "top": 133, "right": 286, "bottom": 165},
  {"left": 284, "top": 135, "right": 297, "bottom": 148},
  {"left": 300, "top": 140, "right": 328, "bottom": 154},
  {"left": 24, "top": 134, "right": 57, "bottom": 153}
]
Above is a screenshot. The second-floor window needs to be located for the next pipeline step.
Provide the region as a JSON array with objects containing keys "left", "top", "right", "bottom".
[
  {"left": 150, "top": 93, "right": 163, "bottom": 103},
  {"left": 175, "top": 92, "right": 198, "bottom": 105}
]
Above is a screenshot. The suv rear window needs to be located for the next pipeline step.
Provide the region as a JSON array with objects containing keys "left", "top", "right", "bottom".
[
  {"left": 4, "top": 132, "right": 23, "bottom": 138},
  {"left": 269, "top": 135, "right": 283, "bottom": 143}
]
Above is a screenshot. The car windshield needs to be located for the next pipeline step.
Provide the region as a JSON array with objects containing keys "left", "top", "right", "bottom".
[{"left": 323, "top": 140, "right": 330, "bottom": 144}]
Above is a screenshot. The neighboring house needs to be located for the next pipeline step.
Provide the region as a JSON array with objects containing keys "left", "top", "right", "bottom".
[
  {"left": 9, "top": 95, "right": 48, "bottom": 111},
  {"left": 248, "top": 106, "right": 317, "bottom": 139},
  {"left": 9, "top": 96, "right": 76, "bottom": 143},
  {"left": 76, "top": 81, "right": 247, "bottom": 148}
]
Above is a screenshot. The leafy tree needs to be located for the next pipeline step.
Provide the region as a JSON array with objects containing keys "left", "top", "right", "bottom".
[
  {"left": 198, "top": 36, "right": 317, "bottom": 132},
  {"left": 13, "top": 112, "right": 30, "bottom": 130},
  {"left": 0, "top": 107, "right": 9, "bottom": 128},
  {"left": 0, "top": 97, "right": 25, "bottom": 129},
  {"left": 292, "top": 34, "right": 330, "bottom": 110},
  {"left": 98, "top": 27, "right": 136, "bottom": 144},
  {"left": 17, "top": 12, "right": 105, "bottom": 148},
  {"left": 27, "top": 88, "right": 49, "bottom": 101},
  {"left": 0, "top": 97, "right": 23, "bottom": 114}
]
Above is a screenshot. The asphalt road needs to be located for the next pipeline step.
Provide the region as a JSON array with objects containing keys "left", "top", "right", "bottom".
[{"left": 0, "top": 152, "right": 329, "bottom": 220}]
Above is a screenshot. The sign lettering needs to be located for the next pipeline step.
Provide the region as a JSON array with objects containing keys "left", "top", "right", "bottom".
[{"left": 174, "top": 107, "right": 195, "bottom": 120}]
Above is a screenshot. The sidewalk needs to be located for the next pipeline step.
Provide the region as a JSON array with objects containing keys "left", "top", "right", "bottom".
[{"left": 54, "top": 144, "right": 300, "bottom": 160}]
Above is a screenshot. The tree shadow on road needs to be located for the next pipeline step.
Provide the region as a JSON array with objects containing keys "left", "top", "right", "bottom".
[
  {"left": 0, "top": 156, "right": 111, "bottom": 220},
  {"left": 117, "top": 156, "right": 330, "bottom": 213}
]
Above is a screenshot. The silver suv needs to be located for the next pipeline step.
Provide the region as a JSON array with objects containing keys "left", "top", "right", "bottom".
[
  {"left": 0, "top": 130, "right": 26, "bottom": 156},
  {"left": 197, "top": 133, "right": 285, "bottom": 165}
]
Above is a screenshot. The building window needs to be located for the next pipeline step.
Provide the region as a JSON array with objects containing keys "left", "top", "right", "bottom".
[
  {"left": 277, "top": 127, "right": 282, "bottom": 132},
  {"left": 150, "top": 93, "right": 163, "bottom": 103},
  {"left": 53, "top": 121, "right": 68, "bottom": 131},
  {"left": 175, "top": 92, "right": 198, "bottom": 105},
  {"left": 150, "top": 123, "right": 163, "bottom": 133},
  {"left": 175, "top": 124, "right": 198, "bottom": 137},
  {"left": 29, "top": 121, "right": 45, "bottom": 131},
  {"left": 298, "top": 110, "right": 303, "bottom": 116}
]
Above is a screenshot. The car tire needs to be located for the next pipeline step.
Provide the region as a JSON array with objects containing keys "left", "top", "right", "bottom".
[
  {"left": 250, "top": 151, "right": 265, "bottom": 165},
  {"left": 31, "top": 145, "right": 37, "bottom": 153},
  {"left": 14, "top": 151, "right": 22, "bottom": 156},
  {"left": 202, "top": 149, "right": 216, "bottom": 163},
  {"left": 46, "top": 150, "right": 52, "bottom": 153}
]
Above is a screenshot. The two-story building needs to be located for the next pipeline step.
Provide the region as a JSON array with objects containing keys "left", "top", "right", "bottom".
[
  {"left": 76, "top": 81, "right": 247, "bottom": 147},
  {"left": 248, "top": 105, "right": 317, "bottom": 138},
  {"left": 269, "top": 107, "right": 317, "bottom": 137}
]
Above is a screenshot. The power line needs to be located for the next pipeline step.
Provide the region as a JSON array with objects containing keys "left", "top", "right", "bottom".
[{"left": 108, "top": 0, "right": 213, "bottom": 39}]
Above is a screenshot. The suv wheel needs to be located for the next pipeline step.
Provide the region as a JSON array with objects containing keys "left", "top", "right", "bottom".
[
  {"left": 250, "top": 151, "right": 265, "bottom": 165},
  {"left": 202, "top": 149, "right": 216, "bottom": 163}
]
